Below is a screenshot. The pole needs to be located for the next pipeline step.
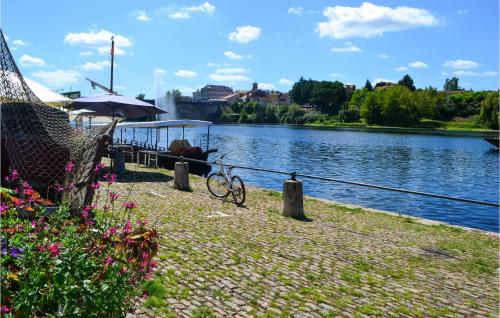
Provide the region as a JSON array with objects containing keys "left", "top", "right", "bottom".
[
  {"left": 206, "top": 126, "right": 210, "bottom": 151},
  {"left": 110, "top": 36, "right": 115, "bottom": 93},
  {"left": 182, "top": 126, "right": 185, "bottom": 139}
]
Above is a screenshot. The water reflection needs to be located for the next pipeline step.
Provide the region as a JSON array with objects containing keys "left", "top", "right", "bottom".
[{"left": 118, "top": 124, "right": 499, "bottom": 232}]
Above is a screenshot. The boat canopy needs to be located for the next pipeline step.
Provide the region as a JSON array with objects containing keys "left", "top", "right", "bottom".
[{"left": 95, "top": 120, "right": 213, "bottom": 129}]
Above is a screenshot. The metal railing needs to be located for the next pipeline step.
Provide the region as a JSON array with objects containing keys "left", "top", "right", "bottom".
[{"left": 128, "top": 152, "right": 500, "bottom": 208}]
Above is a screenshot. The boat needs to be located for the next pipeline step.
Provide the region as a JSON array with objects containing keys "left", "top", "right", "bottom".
[
  {"left": 96, "top": 120, "right": 217, "bottom": 176},
  {"left": 484, "top": 137, "right": 499, "bottom": 148}
]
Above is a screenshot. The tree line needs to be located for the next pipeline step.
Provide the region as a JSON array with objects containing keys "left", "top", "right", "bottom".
[{"left": 219, "top": 75, "right": 498, "bottom": 130}]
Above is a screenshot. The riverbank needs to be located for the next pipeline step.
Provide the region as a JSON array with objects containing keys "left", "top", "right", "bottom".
[
  {"left": 108, "top": 163, "right": 498, "bottom": 318},
  {"left": 218, "top": 122, "right": 499, "bottom": 137}
]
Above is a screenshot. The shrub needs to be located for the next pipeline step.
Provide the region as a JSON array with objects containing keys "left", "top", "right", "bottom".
[
  {"left": 338, "top": 109, "right": 360, "bottom": 123},
  {"left": 479, "top": 91, "right": 499, "bottom": 129},
  {"left": 1, "top": 166, "right": 158, "bottom": 317}
]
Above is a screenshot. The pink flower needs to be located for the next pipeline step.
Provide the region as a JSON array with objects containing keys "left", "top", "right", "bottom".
[
  {"left": 55, "top": 184, "right": 64, "bottom": 193},
  {"left": 66, "top": 183, "right": 75, "bottom": 191},
  {"left": 65, "top": 162, "right": 75, "bottom": 173},
  {"left": 81, "top": 205, "right": 95, "bottom": 219},
  {"left": 0, "top": 203, "right": 9, "bottom": 215},
  {"left": 123, "top": 221, "right": 132, "bottom": 234},
  {"left": 123, "top": 201, "right": 137, "bottom": 209},
  {"left": 7, "top": 169, "right": 19, "bottom": 181},
  {"left": 104, "top": 256, "right": 114, "bottom": 265},
  {"left": 94, "top": 163, "right": 105, "bottom": 172},
  {"left": 103, "top": 205, "right": 110, "bottom": 212},
  {"left": 1, "top": 305, "right": 10, "bottom": 313},
  {"left": 104, "top": 173, "right": 117, "bottom": 185},
  {"left": 90, "top": 182, "right": 101, "bottom": 190},
  {"left": 120, "top": 267, "right": 129, "bottom": 275},
  {"left": 109, "top": 192, "right": 120, "bottom": 201},
  {"left": 38, "top": 246, "right": 46, "bottom": 252},
  {"left": 48, "top": 243, "right": 61, "bottom": 257}
]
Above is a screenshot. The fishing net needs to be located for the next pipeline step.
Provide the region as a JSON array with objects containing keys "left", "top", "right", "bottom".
[{"left": 0, "top": 29, "right": 116, "bottom": 207}]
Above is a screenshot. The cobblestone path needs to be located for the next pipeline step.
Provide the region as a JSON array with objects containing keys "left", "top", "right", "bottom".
[{"left": 110, "top": 164, "right": 498, "bottom": 318}]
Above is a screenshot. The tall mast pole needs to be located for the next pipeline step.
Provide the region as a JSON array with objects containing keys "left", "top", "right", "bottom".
[{"left": 110, "top": 36, "right": 115, "bottom": 93}]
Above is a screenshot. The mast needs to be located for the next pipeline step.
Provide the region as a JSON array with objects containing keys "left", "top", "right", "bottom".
[{"left": 110, "top": 36, "right": 115, "bottom": 93}]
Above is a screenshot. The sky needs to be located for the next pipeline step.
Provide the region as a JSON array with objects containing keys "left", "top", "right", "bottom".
[{"left": 1, "top": 0, "right": 499, "bottom": 98}]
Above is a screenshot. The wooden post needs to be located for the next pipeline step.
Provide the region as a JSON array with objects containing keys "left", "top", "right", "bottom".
[
  {"left": 283, "top": 172, "right": 304, "bottom": 219},
  {"left": 174, "top": 160, "right": 190, "bottom": 190},
  {"left": 114, "top": 147, "right": 125, "bottom": 174}
]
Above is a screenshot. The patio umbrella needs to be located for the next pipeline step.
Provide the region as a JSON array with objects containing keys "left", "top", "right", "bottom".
[{"left": 70, "top": 94, "right": 166, "bottom": 119}]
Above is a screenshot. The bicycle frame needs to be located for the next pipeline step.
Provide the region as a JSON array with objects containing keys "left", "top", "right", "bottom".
[{"left": 215, "top": 159, "right": 235, "bottom": 191}]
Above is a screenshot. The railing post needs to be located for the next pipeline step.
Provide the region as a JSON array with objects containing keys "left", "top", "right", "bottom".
[
  {"left": 283, "top": 171, "right": 304, "bottom": 219},
  {"left": 114, "top": 147, "right": 125, "bottom": 174},
  {"left": 174, "top": 157, "right": 190, "bottom": 191}
]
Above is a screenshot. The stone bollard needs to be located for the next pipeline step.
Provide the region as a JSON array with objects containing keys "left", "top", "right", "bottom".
[
  {"left": 283, "top": 172, "right": 304, "bottom": 219},
  {"left": 113, "top": 147, "right": 125, "bottom": 174},
  {"left": 173, "top": 161, "right": 190, "bottom": 190}
]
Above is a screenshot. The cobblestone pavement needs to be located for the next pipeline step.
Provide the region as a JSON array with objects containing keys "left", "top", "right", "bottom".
[{"left": 109, "top": 164, "right": 498, "bottom": 318}]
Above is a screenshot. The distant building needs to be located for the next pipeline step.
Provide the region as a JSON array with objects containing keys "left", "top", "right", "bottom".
[
  {"left": 344, "top": 84, "right": 356, "bottom": 93},
  {"left": 193, "top": 85, "right": 233, "bottom": 102},
  {"left": 374, "top": 81, "right": 395, "bottom": 90},
  {"left": 269, "top": 91, "right": 291, "bottom": 104},
  {"left": 60, "top": 91, "right": 81, "bottom": 99}
]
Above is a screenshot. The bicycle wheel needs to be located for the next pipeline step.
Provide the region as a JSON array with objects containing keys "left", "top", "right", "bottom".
[
  {"left": 230, "top": 175, "right": 246, "bottom": 206},
  {"left": 207, "top": 173, "right": 230, "bottom": 198}
]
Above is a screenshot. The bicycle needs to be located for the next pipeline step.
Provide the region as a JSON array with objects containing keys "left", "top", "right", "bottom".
[{"left": 206, "top": 155, "right": 246, "bottom": 206}]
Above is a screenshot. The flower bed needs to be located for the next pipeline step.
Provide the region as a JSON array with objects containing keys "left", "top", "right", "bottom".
[{"left": 1, "top": 166, "right": 159, "bottom": 316}]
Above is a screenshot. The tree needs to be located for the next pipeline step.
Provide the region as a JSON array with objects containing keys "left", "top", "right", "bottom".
[
  {"left": 381, "top": 85, "right": 419, "bottom": 126},
  {"left": 360, "top": 92, "right": 382, "bottom": 125},
  {"left": 136, "top": 93, "right": 145, "bottom": 100},
  {"left": 310, "top": 81, "right": 347, "bottom": 114},
  {"left": 479, "top": 91, "right": 499, "bottom": 129},
  {"left": 290, "top": 77, "right": 316, "bottom": 105},
  {"left": 398, "top": 74, "right": 416, "bottom": 92},
  {"left": 364, "top": 79, "right": 373, "bottom": 91},
  {"left": 444, "top": 77, "right": 460, "bottom": 91}
]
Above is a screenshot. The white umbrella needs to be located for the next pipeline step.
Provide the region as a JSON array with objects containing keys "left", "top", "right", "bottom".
[{"left": 24, "top": 77, "right": 71, "bottom": 103}]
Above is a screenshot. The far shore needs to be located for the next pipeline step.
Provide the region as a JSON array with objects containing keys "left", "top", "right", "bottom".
[{"left": 215, "top": 122, "right": 499, "bottom": 138}]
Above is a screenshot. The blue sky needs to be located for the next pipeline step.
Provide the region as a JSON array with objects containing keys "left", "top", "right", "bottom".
[{"left": 2, "top": 1, "right": 499, "bottom": 98}]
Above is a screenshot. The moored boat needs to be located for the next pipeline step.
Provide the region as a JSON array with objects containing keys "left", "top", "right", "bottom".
[
  {"left": 100, "top": 120, "right": 217, "bottom": 176},
  {"left": 484, "top": 137, "right": 499, "bottom": 148}
]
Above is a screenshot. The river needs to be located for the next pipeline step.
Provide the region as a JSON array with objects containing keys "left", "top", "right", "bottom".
[{"left": 117, "top": 124, "right": 499, "bottom": 232}]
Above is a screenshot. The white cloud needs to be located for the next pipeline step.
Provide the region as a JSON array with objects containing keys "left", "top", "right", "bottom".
[
  {"left": 408, "top": 61, "right": 428, "bottom": 68},
  {"left": 19, "top": 54, "right": 46, "bottom": 67},
  {"left": 224, "top": 51, "right": 243, "bottom": 60},
  {"left": 175, "top": 86, "right": 196, "bottom": 95},
  {"left": 4, "top": 34, "right": 8, "bottom": 41},
  {"left": 134, "top": 9, "right": 151, "bottom": 22},
  {"left": 441, "top": 72, "right": 448, "bottom": 76},
  {"left": 174, "top": 69, "right": 198, "bottom": 78},
  {"left": 228, "top": 25, "right": 261, "bottom": 43},
  {"left": 97, "top": 46, "right": 126, "bottom": 56},
  {"left": 279, "top": 78, "right": 293, "bottom": 85},
  {"left": 64, "top": 30, "right": 133, "bottom": 48},
  {"left": 378, "top": 53, "right": 390, "bottom": 59},
  {"left": 316, "top": 2, "right": 438, "bottom": 39},
  {"left": 169, "top": 2, "right": 215, "bottom": 19},
  {"left": 331, "top": 45, "right": 362, "bottom": 53},
  {"left": 32, "top": 69, "right": 80, "bottom": 87},
  {"left": 209, "top": 74, "right": 249, "bottom": 82},
  {"left": 456, "top": 9, "right": 468, "bottom": 16},
  {"left": 373, "top": 78, "right": 395, "bottom": 84},
  {"left": 170, "top": 11, "right": 190, "bottom": 19},
  {"left": 12, "top": 39, "right": 27, "bottom": 46},
  {"left": 79, "top": 51, "right": 93, "bottom": 56},
  {"left": 155, "top": 68, "right": 167, "bottom": 75},
  {"left": 259, "top": 83, "right": 276, "bottom": 90},
  {"left": 395, "top": 66, "right": 408, "bottom": 72},
  {"left": 214, "top": 68, "right": 246, "bottom": 74},
  {"left": 81, "top": 60, "right": 111, "bottom": 71},
  {"left": 453, "top": 70, "right": 498, "bottom": 77},
  {"left": 288, "top": 6, "right": 303, "bottom": 15},
  {"left": 443, "top": 59, "right": 479, "bottom": 70},
  {"left": 330, "top": 73, "right": 344, "bottom": 77}
]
